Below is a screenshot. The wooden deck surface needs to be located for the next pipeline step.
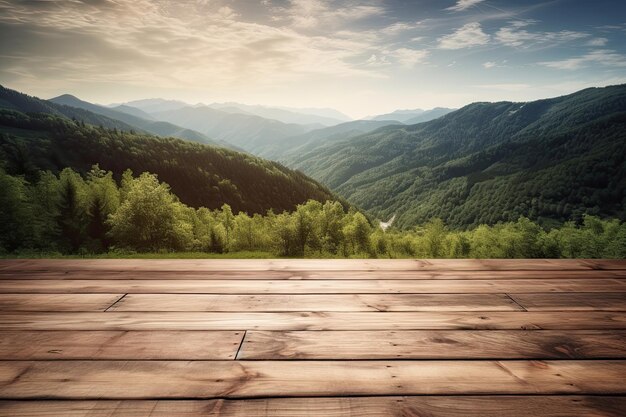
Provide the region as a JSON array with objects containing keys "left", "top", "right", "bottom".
[{"left": 0, "top": 259, "right": 624, "bottom": 416}]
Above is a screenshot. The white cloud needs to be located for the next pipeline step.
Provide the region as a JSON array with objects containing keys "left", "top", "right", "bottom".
[
  {"left": 390, "top": 48, "right": 429, "bottom": 68},
  {"left": 586, "top": 37, "right": 608, "bottom": 47},
  {"left": 0, "top": 0, "right": 392, "bottom": 92},
  {"left": 364, "top": 48, "right": 428, "bottom": 69},
  {"left": 482, "top": 60, "right": 507, "bottom": 69},
  {"left": 438, "top": 22, "right": 490, "bottom": 49},
  {"left": 446, "top": 0, "right": 485, "bottom": 12},
  {"left": 380, "top": 21, "right": 422, "bottom": 36},
  {"left": 496, "top": 20, "right": 589, "bottom": 48},
  {"left": 281, "top": 0, "right": 384, "bottom": 29},
  {"left": 366, "top": 53, "right": 390, "bottom": 67},
  {"left": 539, "top": 49, "right": 626, "bottom": 70}
]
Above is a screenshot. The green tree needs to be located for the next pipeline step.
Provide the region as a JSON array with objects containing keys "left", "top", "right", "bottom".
[
  {"left": 342, "top": 212, "right": 372, "bottom": 256},
  {"left": 108, "top": 172, "right": 192, "bottom": 251},
  {"left": 86, "top": 165, "right": 120, "bottom": 251},
  {"left": 421, "top": 218, "right": 447, "bottom": 258},
  {"left": 31, "top": 171, "right": 61, "bottom": 250},
  {"left": 0, "top": 169, "right": 32, "bottom": 252},
  {"left": 56, "top": 168, "right": 88, "bottom": 253},
  {"left": 217, "top": 204, "right": 235, "bottom": 251}
]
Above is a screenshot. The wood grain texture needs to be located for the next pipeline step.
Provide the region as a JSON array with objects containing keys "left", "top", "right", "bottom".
[
  {"left": 0, "top": 294, "right": 123, "bottom": 312},
  {"left": 1, "top": 360, "right": 625, "bottom": 398},
  {"left": 4, "top": 269, "right": 626, "bottom": 280},
  {"left": 1, "top": 397, "right": 625, "bottom": 417},
  {"left": 511, "top": 293, "right": 626, "bottom": 311},
  {"left": 1, "top": 259, "right": 624, "bottom": 414},
  {"left": 109, "top": 294, "right": 523, "bottom": 312},
  {"left": 238, "top": 330, "right": 626, "bottom": 359},
  {"left": 1, "top": 311, "right": 624, "bottom": 330},
  {"left": 0, "top": 331, "right": 244, "bottom": 360},
  {"left": 0, "top": 279, "right": 623, "bottom": 293},
  {"left": 1, "top": 259, "right": 624, "bottom": 272}
]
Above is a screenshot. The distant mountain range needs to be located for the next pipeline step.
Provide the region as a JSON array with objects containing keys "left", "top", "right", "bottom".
[
  {"left": 287, "top": 85, "right": 626, "bottom": 228},
  {"left": 206, "top": 102, "right": 350, "bottom": 126},
  {"left": 148, "top": 106, "right": 321, "bottom": 154},
  {"left": 4, "top": 83, "right": 620, "bottom": 229},
  {"left": 49, "top": 94, "right": 219, "bottom": 145},
  {"left": 0, "top": 85, "right": 338, "bottom": 214},
  {"left": 116, "top": 98, "right": 351, "bottom": 126},
  {"left": 368, "top": 108, "right": 454, "bottom": 123}
]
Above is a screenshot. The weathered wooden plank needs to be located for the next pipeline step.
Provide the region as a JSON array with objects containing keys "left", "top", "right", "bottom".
[
  {"left": 0, "top": 279, "right": 623, "bottom": 293},
  {"left": 110, "top": 294, "right": 522, "bottom": 312},
  {"left": 1, "top": 397, "right": 625, "bottom": 417},
  {"left": 1, "top": 311, "right": 624, "bottom": 330},
  {"left": 1, "top": 360, "right": 624, "bottom": 398},
  {"left": 0, "top": 294, "right": 123, "bottom": 312},
  {"left": 511, "top": 293, "right": 626, "bottom": 311},
  {"left": 239, "top": 330, "right": 626, "bottom": 359},
  {"left": 3, "top": 269, "right": 626, "bottom": 280},
  {"left": 0, "top": 331, "right": 243, "bottom": 360},
  {"left": 2, "top": 259, "right": 624, "bottom": 272}
]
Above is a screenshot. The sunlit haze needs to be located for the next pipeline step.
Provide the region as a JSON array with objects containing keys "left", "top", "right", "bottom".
[{"left": 1, "top": 0, "right": 625, "bottom": 118}]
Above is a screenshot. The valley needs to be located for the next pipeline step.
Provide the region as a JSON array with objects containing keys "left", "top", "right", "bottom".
[{"left": 2, "top": 84, "right": 625, "bottom": 233}]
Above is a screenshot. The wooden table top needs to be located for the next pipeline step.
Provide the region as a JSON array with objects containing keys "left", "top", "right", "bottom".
[{"left": 0, "top": 259, "right": 624, "bottom": 416}]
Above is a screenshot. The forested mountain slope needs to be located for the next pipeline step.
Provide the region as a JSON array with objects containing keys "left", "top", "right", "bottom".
[
  {"left": 0, "top": 85, "right": 137, "bottom": 132},
  {"left": 289, "top": 85, "right": 626, "bottom": 228},
  {"left": 0, "top": 109, "right": 338, "bottom": 215}
]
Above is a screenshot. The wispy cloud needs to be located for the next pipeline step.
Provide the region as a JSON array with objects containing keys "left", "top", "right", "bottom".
[
  {"left": 438, "top": 22, "right": 490, "bottom": 49},
  {"left": 483, "top": 61, "right": 496, "bottom": 69},
  {"left": 390, "top": 48, "right": 429, "bottom": 68},
  {"left": 539, "top": 49, "right": 626, "bottom": 70},
  {"left": 0, "top": 0, "right": 390, "bottom": 91},
  {"left": 495, "top": 20, "right": 589, "bottom": 48},
  {"left": 446, "top": 0, "right": 486, "bottom": 12},
  {"left": 277, "top": 0, "right": 385, "bottom": 29},
  {"left": 586, "top": 37, "right": 608, "bottom": 47},
  {"left": 380, "top": 21, "right": 422, "bottom": 36}
]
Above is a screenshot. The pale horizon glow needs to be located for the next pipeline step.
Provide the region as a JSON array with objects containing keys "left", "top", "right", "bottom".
[{"left": 0, "top": 0, "right": 625, "bottom": 119}]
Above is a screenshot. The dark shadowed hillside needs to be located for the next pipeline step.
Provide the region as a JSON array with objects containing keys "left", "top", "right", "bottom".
[{"left": 0, "top": 87, "right": 339, "bottom": 215}]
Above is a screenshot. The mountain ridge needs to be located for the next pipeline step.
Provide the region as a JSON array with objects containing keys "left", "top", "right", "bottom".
[
  {"left": 49, "top": 94, "right": 219, "bottom": 145},
  {"left": 287, "top": 85, "right": 626, "bottom": 228},
  {"left": 0, "top": 86, "right": 341, "bottom": 215}
]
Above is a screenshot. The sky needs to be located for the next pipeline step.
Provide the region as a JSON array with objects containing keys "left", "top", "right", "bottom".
[{"left": 0, "top": 0, "right": 625, "bottom": 119}]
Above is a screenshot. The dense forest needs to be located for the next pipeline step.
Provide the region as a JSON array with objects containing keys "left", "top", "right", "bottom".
[
  {"left": 1, "top": 83, "right": 625, "bottom": 259},
  {"left": 0, "top": 109, "right": 338, "bottom": 214},
  {"left": 1, "top": 166, "right": 624, "bottom": 258},
  {"left": 287, "top": 85, "right": 626, "bottom": 229}
]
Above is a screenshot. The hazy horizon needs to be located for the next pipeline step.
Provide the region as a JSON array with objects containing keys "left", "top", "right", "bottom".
[{"left": 1, "top": 0, "right": 625, "bottom": 118}]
